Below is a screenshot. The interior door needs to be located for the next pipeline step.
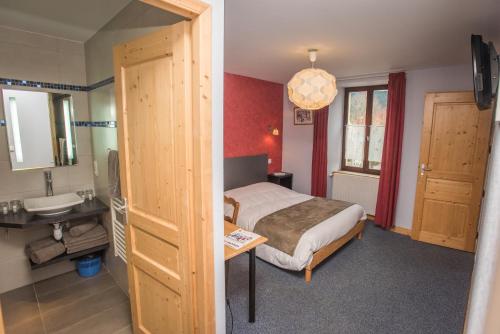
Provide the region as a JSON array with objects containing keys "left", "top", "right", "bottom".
[
  {"left": 411, "top": 92, "right": 492, "bottom": 252},
  {"left": 114, "top": 21, "right": 196, "bottom": 333}
]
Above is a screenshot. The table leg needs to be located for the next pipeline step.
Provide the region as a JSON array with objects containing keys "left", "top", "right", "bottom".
[{"left": 249, "top": 248, "right": 255, "bottom": 322}]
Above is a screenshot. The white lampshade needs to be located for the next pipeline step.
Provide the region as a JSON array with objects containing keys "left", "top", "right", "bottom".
[{"left": 287, "top": 50, "right": 337, "bottom": 110}]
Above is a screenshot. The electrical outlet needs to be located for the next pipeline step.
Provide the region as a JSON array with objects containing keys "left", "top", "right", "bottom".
[{"left": 268, "top": 158, "right": 272, "bottom": 165}]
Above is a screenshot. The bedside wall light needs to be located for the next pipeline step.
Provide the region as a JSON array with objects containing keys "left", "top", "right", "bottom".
[{"left": 268, "top": 125, "right": 279, "bottom": 136}]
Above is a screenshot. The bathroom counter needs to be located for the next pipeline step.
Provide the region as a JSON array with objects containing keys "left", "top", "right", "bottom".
[{"left": 0, "top": 198, "right": 109, "bottom": 229}]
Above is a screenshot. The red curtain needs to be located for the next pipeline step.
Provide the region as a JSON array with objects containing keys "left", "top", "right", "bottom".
[
  {"left": 311, "top": 107, "right": 329, "bottom": 197},
  {"left": 375, "top": 72, "right": 406, "bottom": 229}
]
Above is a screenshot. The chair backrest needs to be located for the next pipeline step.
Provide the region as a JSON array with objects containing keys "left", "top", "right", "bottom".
[{"left": 224, "top": 196, "right": 240, "bottom": 225}]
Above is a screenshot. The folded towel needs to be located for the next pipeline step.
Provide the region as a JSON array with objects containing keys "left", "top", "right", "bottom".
[
  {"left": 108, "top": 150, "right": 121, "bottom": 198},
  {"left": 63, "top": 225, "right": 107, "bottom": 246},
  {"left": 27, "top": 237, "right": 58, "bottom": 252},
  {"left": 65, "top": 235, "right": 109, "bottom": 249},
  {"left": 27, "top": 237, "right": 65, "bottom": 264},
  {"left": 66, "top": 238, "right": 109, "bottom": 254},
  {"left": 69, "top": 221, "right": 98, "bottom": 237}
]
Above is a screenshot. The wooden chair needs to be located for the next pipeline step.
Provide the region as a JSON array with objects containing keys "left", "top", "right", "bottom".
[
  {"left": 224, "top": 195, "right": 240, "bottom": 300},
  {"left": 224, "top": 196, "right": 240, "bottom": 225}
]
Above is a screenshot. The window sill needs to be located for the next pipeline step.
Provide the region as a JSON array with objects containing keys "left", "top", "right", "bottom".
[{"left": 331, "top": 170, "right": 380, "bottom": 179}]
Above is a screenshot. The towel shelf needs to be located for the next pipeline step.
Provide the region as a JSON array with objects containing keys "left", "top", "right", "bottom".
[{"left": 30, "top": 243, "right": 109, "bottom": 269}]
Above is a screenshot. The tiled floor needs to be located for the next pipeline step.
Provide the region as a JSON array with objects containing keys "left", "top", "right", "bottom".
[{"left": 0, "top": 270, "right": 132, "bottom": 334}]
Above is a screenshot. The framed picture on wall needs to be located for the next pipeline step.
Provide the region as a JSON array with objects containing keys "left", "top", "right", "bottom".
[{"left": 293, "top": 107, "right": 313, "bottom": 125}]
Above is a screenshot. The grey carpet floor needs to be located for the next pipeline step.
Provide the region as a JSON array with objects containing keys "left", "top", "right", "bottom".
[{"left": 225, "top": 222, "right": 474, "bottom": 334}]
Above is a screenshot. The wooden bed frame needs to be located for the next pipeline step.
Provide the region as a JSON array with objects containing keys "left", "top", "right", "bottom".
[
  {"left": 224, "top": 154, "right": 366, "bottom": 283},
  {"left": 305, "top": 220, "right": 365, "bottom": 283}
]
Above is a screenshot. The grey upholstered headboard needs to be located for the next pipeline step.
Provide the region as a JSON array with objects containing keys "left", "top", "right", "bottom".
[{"left": 224, "top": 154, "right": 268, "bottom": 191}]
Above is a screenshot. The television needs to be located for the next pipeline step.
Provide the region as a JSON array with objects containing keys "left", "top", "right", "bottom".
[{"left": 471, "top": 34, "right": 499, "bottom": 110}]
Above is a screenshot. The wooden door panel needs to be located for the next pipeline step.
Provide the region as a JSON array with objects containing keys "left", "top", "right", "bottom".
[
  {"left": 115, "top": 21, "right": 195, "bottom": 334},
  {"left": 424, "top": 178, "right": 473, "bottom": 204},
  {"left": 412, "top": 92, "right": 492, "bottom": 252},
  {"left": 420, "top": 199, "right": 469, "bottom": 248},
  {"left": 124, "top": 57, "right": 176, "bottom": 222},
  {"left": 135, "top": 268, "right": 182, "bottom": 334},
  {"left": 428, "top": 104, "right": 479, "bottom": 174}
]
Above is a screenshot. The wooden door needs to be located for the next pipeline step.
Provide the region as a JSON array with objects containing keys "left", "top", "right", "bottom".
[
  {"left": 411, "top": 92, "right": 492, "bottom": 252},
  {"left": 114, "top": 21, "right": 196, "bottom": 333}
]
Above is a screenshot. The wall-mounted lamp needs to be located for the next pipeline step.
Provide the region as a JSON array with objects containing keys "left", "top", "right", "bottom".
[{"left": 268, "top": 125, "right": 279, "bottom": 136}]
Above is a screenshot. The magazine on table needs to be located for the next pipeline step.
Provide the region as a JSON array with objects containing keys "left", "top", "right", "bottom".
[{"left": 224, "top": 228, "right": 261, "bottom": 250}]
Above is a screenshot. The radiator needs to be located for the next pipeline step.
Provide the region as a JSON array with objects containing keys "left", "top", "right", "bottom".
[
  {"left": 111, "top": 197, "right": 127, "bottom": 263},
  {"left": 331, "top": 172, "right": 379, "bottom": 216}
]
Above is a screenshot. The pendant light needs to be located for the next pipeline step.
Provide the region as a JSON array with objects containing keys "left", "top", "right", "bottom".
[{"left": 287, "top": 49, "right": 337, "bottom": 110}]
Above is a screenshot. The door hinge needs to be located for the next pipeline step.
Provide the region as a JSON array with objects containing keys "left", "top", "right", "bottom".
[{"left": 482, "top": 190, "right": 486, "bottom": 198}]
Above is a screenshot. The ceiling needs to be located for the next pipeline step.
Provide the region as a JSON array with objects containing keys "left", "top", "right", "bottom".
[
  {"left": 0, "top": 0, "right": 132, "bottom": 42},
  {"left": 225, "top": 0, "right": 500, "bottom": 83}
]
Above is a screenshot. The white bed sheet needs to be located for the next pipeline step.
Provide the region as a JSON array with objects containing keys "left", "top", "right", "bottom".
[{"left": 224, "top": 182, "right": 367, "bottom": 271}]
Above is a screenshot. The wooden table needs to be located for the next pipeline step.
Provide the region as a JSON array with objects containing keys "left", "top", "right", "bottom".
[{"left": 224, "top": 221, "right": 267, "bottom": 322}]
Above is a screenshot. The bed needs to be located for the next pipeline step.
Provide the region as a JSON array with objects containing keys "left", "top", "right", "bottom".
[{"left": 224, "top": 154, "right": 367, "bottom": 282}]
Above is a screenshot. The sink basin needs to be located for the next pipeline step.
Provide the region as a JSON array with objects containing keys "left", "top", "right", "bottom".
[{"left": 24, "top": 193, "right": 84, "bottom": 216}]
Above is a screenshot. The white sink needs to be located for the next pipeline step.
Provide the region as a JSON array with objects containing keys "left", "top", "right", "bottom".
[{"left": 24, "top": 193, "right": 84, "bottom": 216}]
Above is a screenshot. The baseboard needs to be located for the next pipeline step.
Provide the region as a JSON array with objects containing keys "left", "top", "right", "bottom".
[
  {"left": 390, "top": 226, "right": 412, "bottom": 236},
  {"left": 366, "top": 215, "right": 411, "bottom": 236}
]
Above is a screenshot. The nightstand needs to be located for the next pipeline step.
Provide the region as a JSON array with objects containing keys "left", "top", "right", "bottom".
[{"left": 267, "top": 172, "right": 293, "bottom": 190}]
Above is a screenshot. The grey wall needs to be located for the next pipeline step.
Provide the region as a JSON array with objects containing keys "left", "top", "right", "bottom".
[
  {"left": 394, "top": 64, "right": 472, "bottom": 229},
  {"left": 0, "top": 26, "right": 93, "bottom": 293},
  {"left": 282, "top": 64, "right": 473, "bottom": 228},
  {"left": 84, "top": 1, "right": 183, "bottom": 295}
]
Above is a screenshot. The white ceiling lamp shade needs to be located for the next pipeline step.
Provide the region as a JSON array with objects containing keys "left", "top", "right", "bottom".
[{"left": 287, "top": 49, "right": 337, "bottom": 110}]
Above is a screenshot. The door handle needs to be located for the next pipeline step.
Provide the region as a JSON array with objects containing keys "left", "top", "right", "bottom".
[{"left": 420, "top": 163, "right": 432, "bottom": 176}]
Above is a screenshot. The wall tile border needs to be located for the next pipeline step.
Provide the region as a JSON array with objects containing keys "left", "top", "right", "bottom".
[
  {"left": 0, "top": 77, "right": 117, "bottom": 127},
  {"left": 0, "top": 76, "right": 115, "bottom": 92}
]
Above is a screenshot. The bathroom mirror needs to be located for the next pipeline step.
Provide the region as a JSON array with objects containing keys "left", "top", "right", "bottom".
[{"left": 2, "top": 89, "right": 78, "bottom": 171}]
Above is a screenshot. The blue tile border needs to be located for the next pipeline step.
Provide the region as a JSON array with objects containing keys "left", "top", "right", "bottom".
[
  {"left": 0, "top": 77, "right": 87, "bottom": 91},
  {"left": 87, "top": 77, "right": 115, "bottom": 91},
  {"left": 0, "top": 76, "right": 115, "bottom": 92},
  {"left": 0, "top": 120, "right": 116, "bottom": 128},
  {"left": 72, "top": 121, "right": 117, "bottom": 128},
  {"left": 0, "top": 76, "right": 117, "bottom": 128}
]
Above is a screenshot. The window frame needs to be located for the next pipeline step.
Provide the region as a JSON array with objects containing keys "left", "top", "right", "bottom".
[{"left": 341, "top": 84, "right": 389, "bottom": 175}]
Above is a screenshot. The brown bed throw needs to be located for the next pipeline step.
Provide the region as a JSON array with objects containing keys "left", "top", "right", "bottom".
[{"left": 253, "top": 198, "right": 354, "bottom": 256}]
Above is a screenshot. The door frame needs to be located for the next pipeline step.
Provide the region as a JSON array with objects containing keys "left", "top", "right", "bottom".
[{"left": 136, "top": 0, "right": 215, "bottom": 332}]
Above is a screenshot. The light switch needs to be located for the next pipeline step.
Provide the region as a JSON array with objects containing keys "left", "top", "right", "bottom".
[
  {"left": 268, "top": 158, "right": 272, "bottom": 165},
  {"left": 93, "top": 160, "right": 99, "bottom": 177}
]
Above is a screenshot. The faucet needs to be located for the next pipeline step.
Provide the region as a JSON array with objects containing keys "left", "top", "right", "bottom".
[{"left": 44, "top": 171, "right": 53, "bottom": 196}]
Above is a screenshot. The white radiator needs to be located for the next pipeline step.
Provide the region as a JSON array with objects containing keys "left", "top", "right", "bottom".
[
  {"left": 111, "top": 197, "right": 127, "bottom": 263},
  {"left": 331, "top": 172, "right": 379, "bottom": 216}
]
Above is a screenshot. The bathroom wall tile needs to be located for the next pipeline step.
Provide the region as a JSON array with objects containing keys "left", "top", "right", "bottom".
[
  {"left": 0, "top": 26, "right": 59, "bottom": 51},
  {"left": 72, "top": 92, "right": 90, "bottom": 120},
  {"left": 42, "top": 285, "right": 127, "bottom": 333},
  {"left": 75, "top": 127, "right": 92, "bottom": 156},
  {"left": 58, "top": 52, "right": 86, "bottom": 85},
  {"left": 0, "top": 257, "right": 33, "bottom": 294},
  {"left": 67, "top": 155, "right": 95, "bottom": 190},
  {"left": 49, "top": 167, "right": 70, "bottom": 192},
  {"left": 0, "top": 128, "right": 9, "bottom": 162},
  {"left": 0, "top": 228, "right": 28, "bottom": 260}
]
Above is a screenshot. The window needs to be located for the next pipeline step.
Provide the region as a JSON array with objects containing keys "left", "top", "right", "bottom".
[{"left": 342, "top": 85, "right": 388, "bottom": 174}]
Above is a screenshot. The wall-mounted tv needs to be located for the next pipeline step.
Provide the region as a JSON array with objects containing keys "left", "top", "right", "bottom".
[{"left": 471, "top": 34, "right": 498, "bottom": 110}]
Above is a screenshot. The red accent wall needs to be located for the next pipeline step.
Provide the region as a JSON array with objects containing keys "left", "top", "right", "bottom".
[{"left": 224, "top": 73, "right": 283, "bottom": 173}]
